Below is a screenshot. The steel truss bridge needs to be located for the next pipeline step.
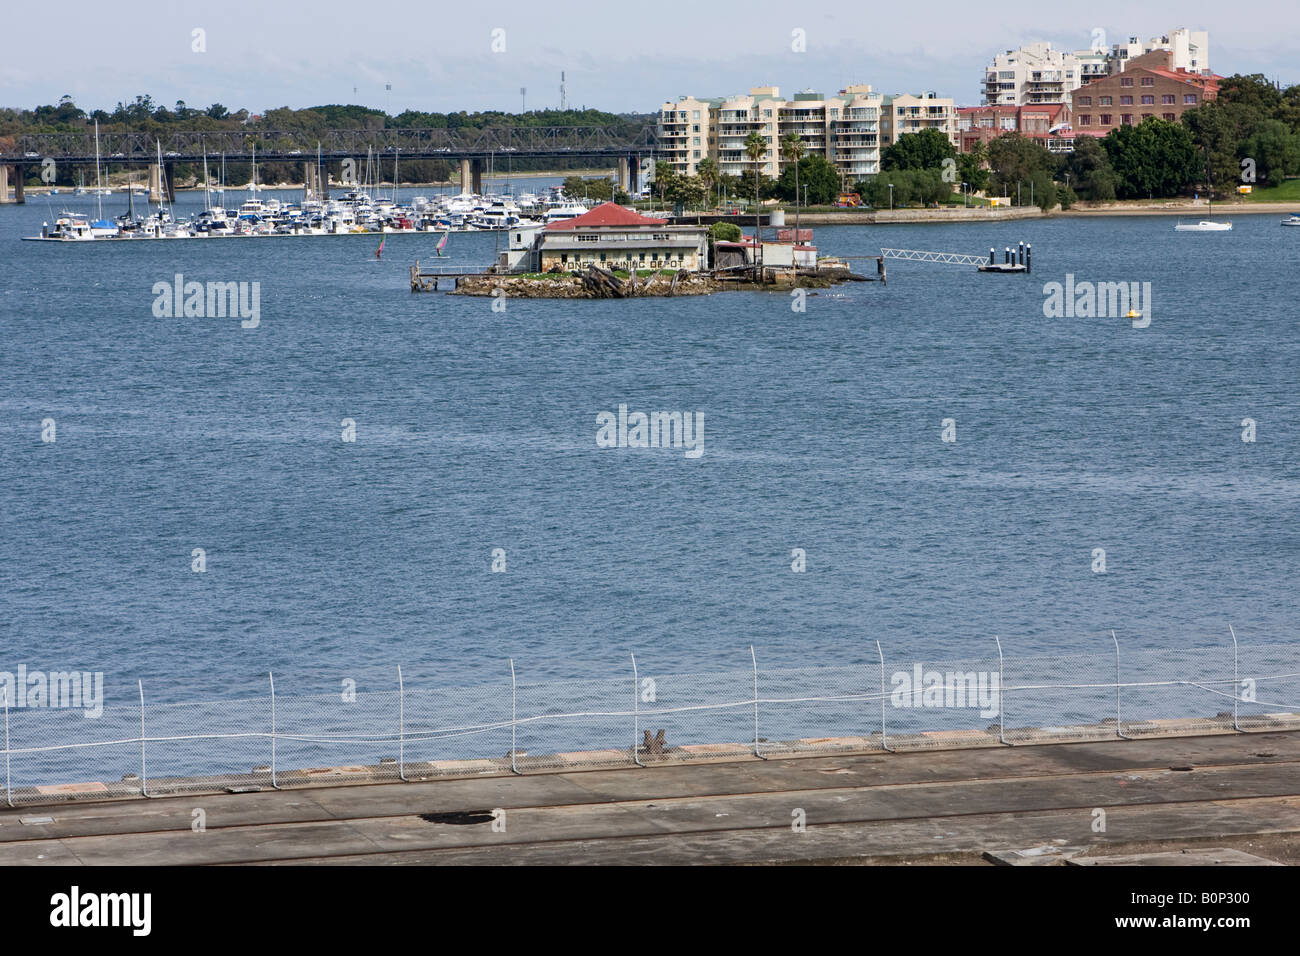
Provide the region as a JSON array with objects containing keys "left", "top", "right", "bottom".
[{"left": 0, "top": 125, "right": 660, "bottom": 165}]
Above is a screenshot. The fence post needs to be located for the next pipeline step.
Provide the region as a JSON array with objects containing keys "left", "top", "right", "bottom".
[
  {"left": 631, "top": 653, "right": 645, "bottom": 768},
  {"left": 995, "top": 636, "right": 1008, "bottom": 745},
  {"left": 509, "top": 658, "right": 520, "bottom": 775},
  {"left": 876, "top": 640, "right": 894, "bottom": 753},
  {"left": 397, "top": 665, "right": 408, "bottom": 781},
  {"left": 750, "top": 645, "right": 766, "bottom": 760},
  {"left": 3, "top": 688, "right": 11, "bottom": 808},
  {"left": 139, "top": 679, "right": 151, "bottom": 798},
  {"left": 269, "top": 671, "right": 280, "bottom": 789},
  {"left": 1111, "top": 631, "right": 1131, "bottom": 739},
  {"left": 1229, "top": 624, "right": 1242, "bottom": 732}
]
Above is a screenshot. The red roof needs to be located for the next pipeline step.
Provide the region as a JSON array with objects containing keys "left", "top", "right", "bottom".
[{"left": 544, "top": 202, "right": 668, "bottom": 231}]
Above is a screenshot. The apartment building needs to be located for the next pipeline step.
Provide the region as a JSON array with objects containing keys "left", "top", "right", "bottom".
[
  {"left": 957, "top": 103, "right": 1073, "bottom": 153},
  {"left": 982, "top": 29, "right": 1208, "bottom": 107},
  {"left": 1110, "top": 28, "right": 1209, "bottom": 75},
  {"left": 1071, "top": 50, "right": 1220, "bottom": 138},
  {"left": 656, "top": 96, "right": 716, "bottom": 176},
  {"left": 982, "top": 42, "right": 1105, "bottom": 106},
  {"left": 656, "top": 84, "right": 886, "bottom": 182},
  {"left": 879, "top": 92, "right": 959, "bottom": 149}
]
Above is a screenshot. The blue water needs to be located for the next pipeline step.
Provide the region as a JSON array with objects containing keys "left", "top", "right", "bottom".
[{"left": 2, "top": 192, "right": 1298, "bottom": 717}]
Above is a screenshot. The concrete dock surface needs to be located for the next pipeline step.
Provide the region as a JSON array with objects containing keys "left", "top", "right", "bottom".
[{"left": 2, "top": 730, "right": 1299, "bottom": 865}]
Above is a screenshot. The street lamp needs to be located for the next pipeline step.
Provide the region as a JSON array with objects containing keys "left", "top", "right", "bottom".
[
  {"left": 962, "top": 181, "right": 968, "bottom": 207},
  {"left": 888, "top": 182, "right": 894, "bottom": 210}
]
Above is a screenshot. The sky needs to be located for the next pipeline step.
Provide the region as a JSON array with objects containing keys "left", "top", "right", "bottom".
[{"left": 4, "top": 0, "right": 1297, "bottom": 117}]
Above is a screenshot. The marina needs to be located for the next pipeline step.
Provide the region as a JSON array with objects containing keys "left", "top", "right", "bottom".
[{"left": 22, "top": 186, "right": 591, "bottom": 242}]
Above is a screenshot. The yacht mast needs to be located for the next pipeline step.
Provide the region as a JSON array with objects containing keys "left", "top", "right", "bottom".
[{"left": 94, "top": 120, "right": 103, "bottom": 220}]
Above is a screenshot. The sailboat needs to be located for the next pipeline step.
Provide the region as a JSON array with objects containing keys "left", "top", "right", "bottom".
[
  {"left": 88, "top": 121, "right": 119, "bottom": 237},
  {"left": 433, "top": 231, "right": 450, "bottom": 258},
  {"left": 1175, "top": 151, "right": 1232, "bottom": 231}
]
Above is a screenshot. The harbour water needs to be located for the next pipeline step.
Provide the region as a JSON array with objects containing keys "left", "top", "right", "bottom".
[{"left": 3, "top": 195, "right": 1298, "bottom": 715}]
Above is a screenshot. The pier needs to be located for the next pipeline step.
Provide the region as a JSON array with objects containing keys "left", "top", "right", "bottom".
[{"left": 3, "top": 723, "right": 1299, "bottom": 865}]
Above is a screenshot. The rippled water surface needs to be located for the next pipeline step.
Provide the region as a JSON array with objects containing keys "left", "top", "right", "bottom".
[{"left": 3, "top": 192, "right": 1298, "bottom": 705}]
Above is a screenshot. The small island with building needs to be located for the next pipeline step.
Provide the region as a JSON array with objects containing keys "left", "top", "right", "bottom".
[{"left": 412, "top": 202, "right": 864, "bottom": 297}]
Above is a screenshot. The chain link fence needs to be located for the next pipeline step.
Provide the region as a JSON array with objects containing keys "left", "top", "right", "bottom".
[{"left": 4, "top": 633, "right": 1300, "bottom": 806}]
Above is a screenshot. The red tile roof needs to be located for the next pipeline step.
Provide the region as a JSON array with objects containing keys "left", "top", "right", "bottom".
[{"left": 544, "top": 202, "right": 668, "bottom": 231}]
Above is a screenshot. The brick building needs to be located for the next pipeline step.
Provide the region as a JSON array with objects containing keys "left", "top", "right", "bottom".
[
  {"left": 957, "top": 103, "right": 1073, "bottom": 153},
  {"left": 1070, "top": 51, "right": 1220, "bottom": 138}
]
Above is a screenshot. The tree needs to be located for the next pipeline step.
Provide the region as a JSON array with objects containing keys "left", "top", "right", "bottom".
[
  {"left": 744, "top": 130, "right": 768, "bottom": 276},
  {"left": 666, "top": 174, "right": 706, "bottom": 208},
  {"left": 776, "top": 155, "right": 840, "bottom": 205},
  {"left": 1028, "top": 169, "right": 1058, "bottom": 210},
  {"left": 1059, "top": 135, "right": 1118, "bottom": 200},
  {"left": 957, "top": 142, "right": 989, "bottom": 193},
  {"left": 881, "top": 128, "right": 956, "bottom": 171},
  {"left": 650, "top": 164, "right": 680, "bottom": 205},
  {"left": 853, "top": 169, "right": 949, "bottom": 208},
  {"left": 562, "top": 175, "right": 628, "bottom": 204},
  {"left": 710, "top": 221, "right": 742, "bottom": 241},
  {"left": 986, "top": 132, "right": 1055, "bottom": 201},
  {"left": 1181, "top": 102, "right": 1239, "bottom": 196},
  {"left": 695, "top": 157, "right": 718, "bottom": 206},
  {"left": 1102, "top": 118, "right": 1197, "bottom": 198},
  {"left": 781, "top": 132, "right": 806, "bottom": 227},
  {"left": 1239, "top": 119, "right": 1300, "bottom": 186}
]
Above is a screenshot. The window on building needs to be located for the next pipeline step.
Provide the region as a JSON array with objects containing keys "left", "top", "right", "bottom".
[
  {"left": 1141, "top": 77, "right": 1154, "bottom": 86},
  {"left": 692, "top": 124, "right": 699, "bottom": 132},
  {"left": 763, "top": 109, "right": 772, "bottom": 117},
  {"left": 1100, "top": 113, "right": 1112, "bottom": 125},
  {"left": 1162, "top": 94, "right": 1175, "bottom": 104},
  {"left": 692, "top": 110, "right": 700, "bottom": 120},
  {"left": 1078, "top": 115, "right": 1091, "bottom": 126},
  {"left": 1121, "top": 77, "right": 1134, "bottom": 87},
  {"left": 693, "top": 150, "right": 700, "bottom": 158},
  {"left": 1079, "top": 96, "right": 1092, "bottom": 105},
  {"left": 1100, "top": 96, "right": 1112, "bottom": 105},
  {"left": 1184, "top": 94, "right": 1198, "bottom": 104},
  {"left": 1163, "top": 113, "right": 1175, "bottom": 121},
  {"left": 1120, "top": 95, "right": 1133, "bottom": 105},
  {"left": 1121, "top": 114, "right": 1133, "bottom": 125},
  {"left": 1141, "top": 95, "right": 1154, "bottom": 105}
]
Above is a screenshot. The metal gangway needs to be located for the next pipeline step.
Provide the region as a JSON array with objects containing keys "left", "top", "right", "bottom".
[
  {"left": 880, "top": 243, "right": 1031, "bottom": 274},
  {"left": 879, "top": 248, "right": 987, "bottom": 266}
]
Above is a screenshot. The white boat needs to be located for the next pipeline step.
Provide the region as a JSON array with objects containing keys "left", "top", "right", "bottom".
[
  {"left": 545, "top": 200, "right": 589, "bottom": 224},
  {"left": 1281, "top": 215, "right": 1300, "bottom": 226},
  {"left": 1177, "top": 158, "right": 1231, "bottom": 231}
]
